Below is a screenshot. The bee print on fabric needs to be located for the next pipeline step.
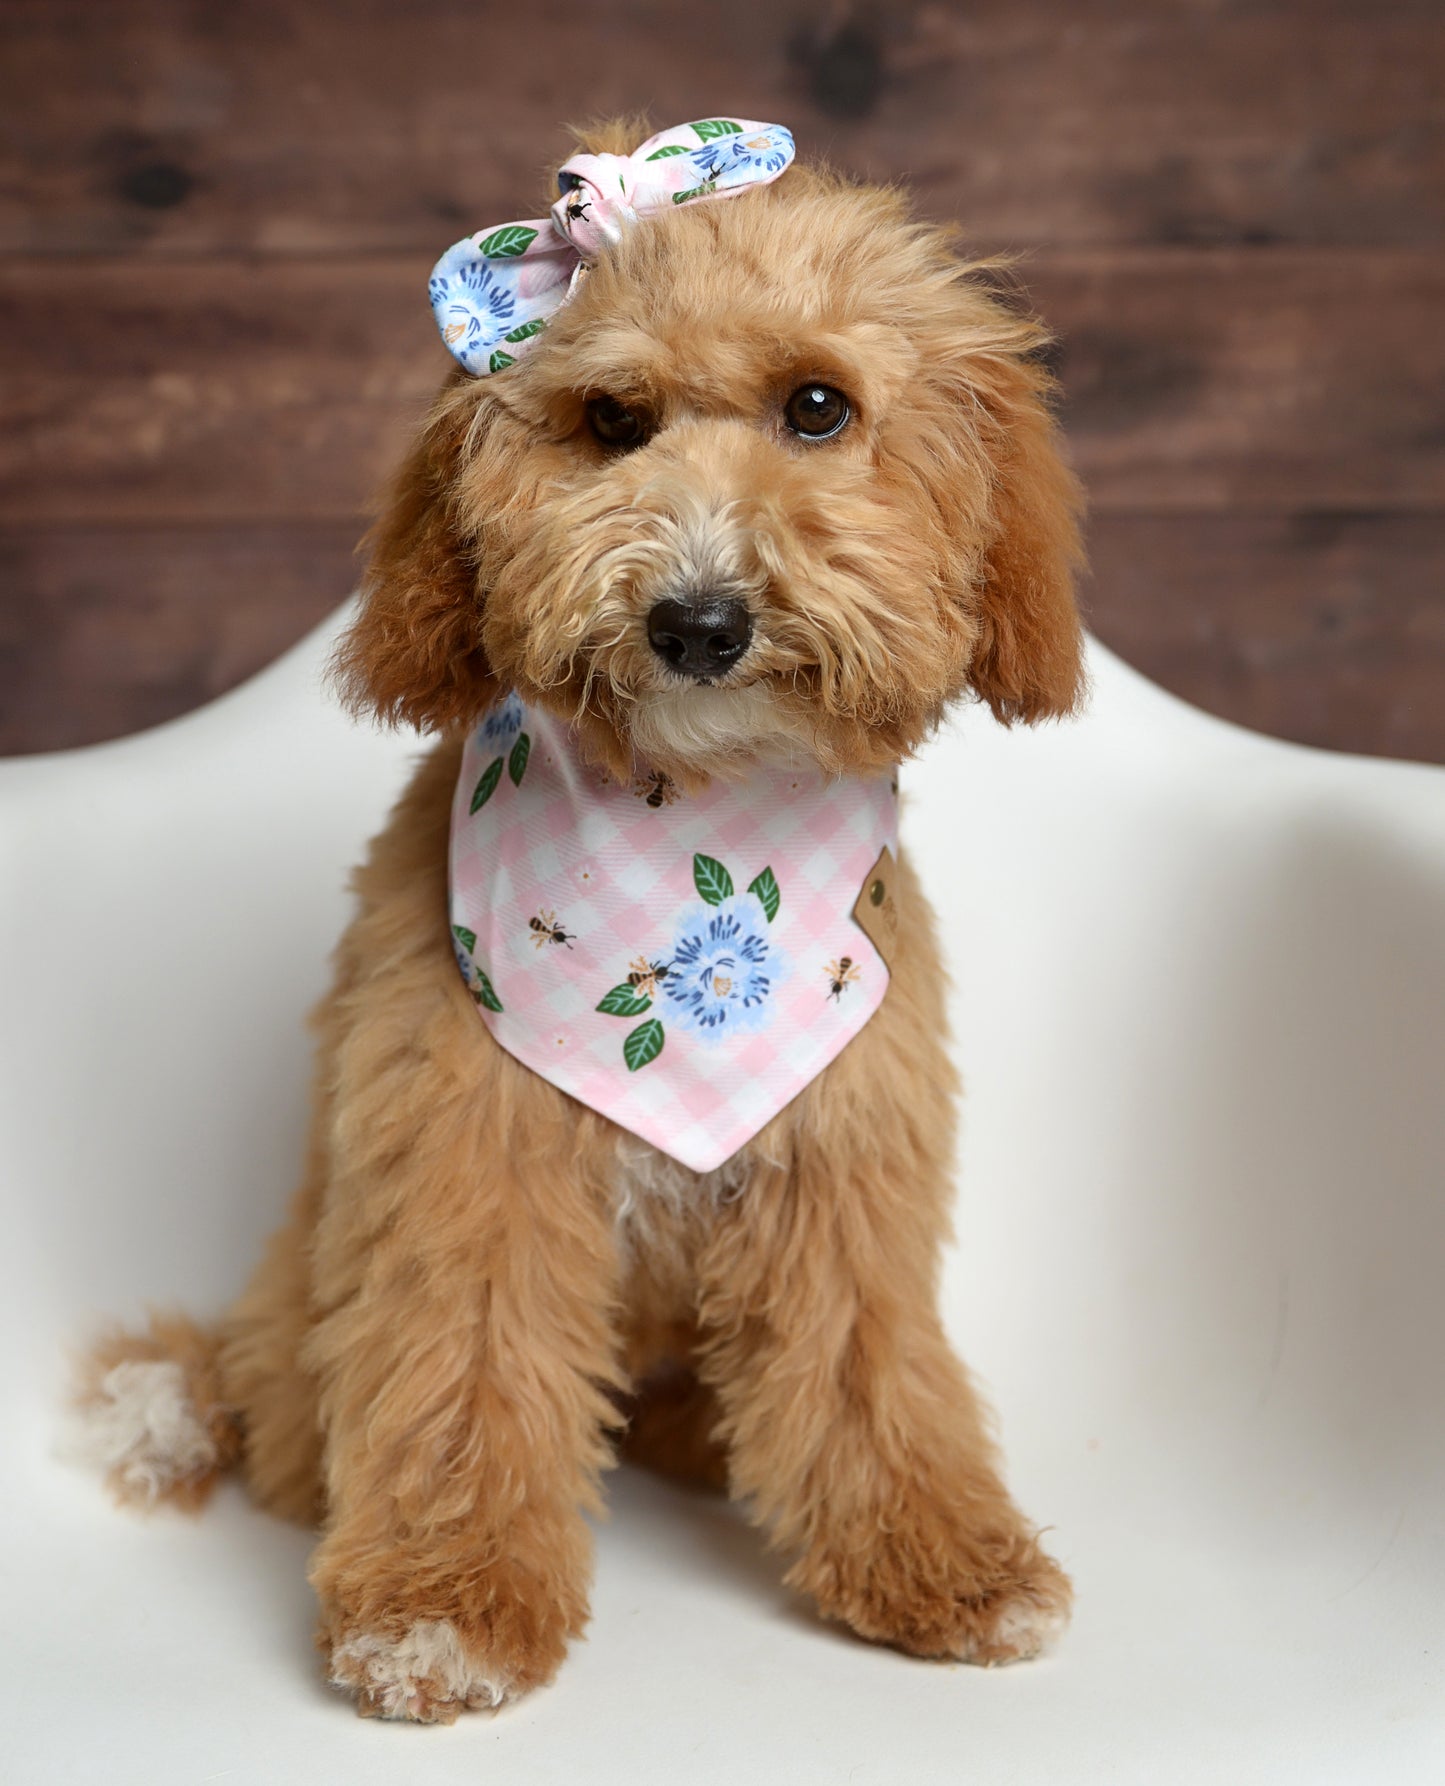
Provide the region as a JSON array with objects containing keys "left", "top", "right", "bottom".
[
  {"left": 633, "top": 770, "right": 680, "bottom": 809},
  {"left": 825, "top": 957, "right": 862, "bottom": 1002},
  {"left": 626, "top": 956, "right": 673, "bottom": 1000},
  {"left": 529, "top": 909, "right": 576, "bottom": 950}
]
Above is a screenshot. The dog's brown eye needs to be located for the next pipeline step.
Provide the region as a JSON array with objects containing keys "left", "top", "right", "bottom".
[
  {"left": 785, "top": 384, "right": 850, "bottom": 440},
  {"left": 587, "top": 396, "right": 649, "bottom": 449}
]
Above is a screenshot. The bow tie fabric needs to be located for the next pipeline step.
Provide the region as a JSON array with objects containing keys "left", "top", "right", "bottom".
[{"left": 428, "top": 119, "right": 796, "bottom": 376}]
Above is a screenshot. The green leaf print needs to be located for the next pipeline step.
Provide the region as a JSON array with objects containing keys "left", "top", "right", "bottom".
[
  {"left": 624, "top": 1017, "right": 665, "bottom": 1071},
  {"left": 478, "top": 224, "right": 538, "bottom": 258},
  {"left": 503, "top": 318, "right": 547, "bottom": 344},
  {"left": 487, "top": 349, "right": 515, "bottom": 373},
  {"left": 693, "top": 853, "right": 734, "bottom": 905},
  {"left": 692, "top": 119, "right": 743, "bottom": 140},
  {"left": 473, "top": 967, "right": 503, "bottom": 1013},
  {"left": 747, "top": 866, "right": 781, "bottom": 923},
  {"left": 508, "top": 731, "right": 531, "bottom": 786},
  {"left": 671, "top": 181, "right": 718, "bottom": 206},
  {"left": 597, "top": 984, "right": 652, "bottom": 1017},
  {"left": 645, "top": 143, "right": 691, "bottom": 159},
  {"left": 469, "top": 756, "right": 505, "bottom": 813},
  {"left": 452, "top": 924, "right": 477, "bottom": 954}
]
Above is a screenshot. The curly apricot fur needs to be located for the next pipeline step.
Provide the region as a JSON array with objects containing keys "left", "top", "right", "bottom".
[{"left": 85, "top": 119, "right": 1083, "bottom": 1719}]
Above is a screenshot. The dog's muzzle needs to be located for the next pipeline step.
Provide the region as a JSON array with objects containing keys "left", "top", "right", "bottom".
[{"left": 647, "top": 596, "right": 753, "bottom": 680}]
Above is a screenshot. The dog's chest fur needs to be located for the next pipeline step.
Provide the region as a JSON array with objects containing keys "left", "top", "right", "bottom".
[{"left": 610, "top": 1130, "right": 751, "bottom": 1257}]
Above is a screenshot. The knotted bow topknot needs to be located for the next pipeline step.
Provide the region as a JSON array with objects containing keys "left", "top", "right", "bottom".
[{"left": 428, "top": 119, "right": 796, "bottom": 376}]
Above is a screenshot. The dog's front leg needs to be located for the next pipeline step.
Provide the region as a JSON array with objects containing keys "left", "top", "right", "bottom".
[
  {"left": 304, "top": 1020, "right": 622, "bottom": 1723},
  {"left": 695, "top": 1126, "right": 1070, "bottom": 1665}
]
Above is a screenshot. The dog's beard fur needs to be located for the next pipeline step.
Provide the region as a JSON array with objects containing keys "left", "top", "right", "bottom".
[
  {"left": 561, "top": 497, "right": 818, "bottom": 779},
  {"left": 495, "top": 474, "right": 816, "bottom": 778},
  {"left": 466, "top": 399, "right": 996, "bottom": 785},
  {"left": 480, "top": 433, "right": 955, "bottom": 782},
  {"left": 626, "top": 685, "right": 813, "bottom": 779},
  {"left": 340, "top": 163, "right": 1086, "bottom": 783}
]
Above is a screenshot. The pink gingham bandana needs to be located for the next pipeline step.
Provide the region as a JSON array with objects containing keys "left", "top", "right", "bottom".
[
  {"left": 449, "top": 693, "right": 897, "bottom": 1172},
  {"left": 428, "top": 119, "right": 796, "bottom": 376}
]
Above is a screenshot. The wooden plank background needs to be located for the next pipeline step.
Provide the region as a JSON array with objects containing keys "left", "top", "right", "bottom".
[{"left": 1, "top": 0, "right": 1442, "bottom": 760}]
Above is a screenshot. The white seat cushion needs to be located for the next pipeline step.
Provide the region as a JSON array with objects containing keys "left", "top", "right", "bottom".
[{"left": 3, "top": 608, "right": 1442, "bottom": 1782}]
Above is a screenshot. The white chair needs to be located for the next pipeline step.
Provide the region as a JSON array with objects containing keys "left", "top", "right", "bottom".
[{"left": 3, "top": 609, "right": 1442, "bottom": 1784}]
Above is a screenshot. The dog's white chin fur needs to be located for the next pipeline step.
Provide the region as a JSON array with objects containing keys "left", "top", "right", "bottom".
[{"left": 628, "top": 682, "right": 813, "bottom": 776}]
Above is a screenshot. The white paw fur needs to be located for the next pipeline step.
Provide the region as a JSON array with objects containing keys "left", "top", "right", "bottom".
[
  {"left": 68, "top": 1359, "right": 218, "bottom": 1501},
  {"left": 330, "top": 1620, "right": 510, "bottom": 1720},
  {"left": 982, "top": 1589, "right": 1071, "bottom": 1661}
]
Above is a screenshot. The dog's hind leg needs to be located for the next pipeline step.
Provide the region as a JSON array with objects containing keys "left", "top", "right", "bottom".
[
  {"left": 72, "top": 1309, "right": 242, "bottom": 1513},
  {"left": 217, "top": 970, "right": 364, "bottom": 1527},
  {"left": 74, "top": 1069, "right": 333, "bottom": 1525},
  {"left": 219, "top": 1141, "right": 329, "bottom": 1526}
]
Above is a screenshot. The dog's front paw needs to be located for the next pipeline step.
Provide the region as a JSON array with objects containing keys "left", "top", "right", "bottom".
[
  {"left": 942, "top": 1546, "right": 1073, "bottom": 1665},
  {"left": 320, "top": 1554, "right": 581, "bottom": 1723},
  {"left": 328, "top": 1618, "right": 513, "bottom": 1724},
  {"left": 797, "top": 1522, "right": 1072, "bottom": 1666}
]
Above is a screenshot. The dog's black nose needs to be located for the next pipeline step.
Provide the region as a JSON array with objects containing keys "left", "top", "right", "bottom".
[{"left": 646, "top": 596, "right": 753, "bottom": 679}]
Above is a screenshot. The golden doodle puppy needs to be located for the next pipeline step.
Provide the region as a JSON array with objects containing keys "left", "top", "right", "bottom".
[{"left": 79, "top": 116, "right": 1085, "bottom": 1723}]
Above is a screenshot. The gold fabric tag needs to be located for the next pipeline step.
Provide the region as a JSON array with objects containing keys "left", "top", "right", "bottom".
[{"left": 851, "top": 844, "right": 898, "bottom": 967}]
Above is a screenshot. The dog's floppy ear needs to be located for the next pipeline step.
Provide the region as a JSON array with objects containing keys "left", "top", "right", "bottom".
[
  {"left": 333, "top": 381, "right": 499, "bottom": 733},
  {"left": 966, "top": 347, "right": 1087, "bottom": 725}
]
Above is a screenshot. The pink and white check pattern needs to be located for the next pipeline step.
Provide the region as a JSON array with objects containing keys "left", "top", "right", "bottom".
[{"left": 449, "top": 697, "right": 897, "bottom": 1173}]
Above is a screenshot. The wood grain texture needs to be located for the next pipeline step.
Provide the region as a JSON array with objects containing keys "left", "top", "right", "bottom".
[
  {"left": 1085, "top": 512, "right": 1445, "bottom": 763},
  {"left": 1032, "top": 250, "right": 1445, "bottom": 512},
  {"left": 0, "top": 0, "right": 1441, "bottom": 761},
  {"left": 0, "top": 522, "right": 357, "bottom": 753},
  {"left": 4, "top": 250, "right": 1443, "bottom": 523},
  {"left": 0, "top": 258, "right": 434, "bottom": 523},
  {"left": 2, "top": 1, "right": 1440, "bottom": 256}
]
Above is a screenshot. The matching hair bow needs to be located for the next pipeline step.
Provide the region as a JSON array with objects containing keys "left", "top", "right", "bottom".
[{"left": 428, "top": 119, "right": 796, "bottom": 376}]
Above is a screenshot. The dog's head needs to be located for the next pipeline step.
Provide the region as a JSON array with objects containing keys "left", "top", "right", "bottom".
[{"left": 338, "top": 120, "right": 1086, "bottom": 783}]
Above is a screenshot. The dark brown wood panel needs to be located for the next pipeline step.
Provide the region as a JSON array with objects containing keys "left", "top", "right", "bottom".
[
  {"left": 2, "top": 511, "right": 1440, "bottom": 761},
  {"left": 0, "top": 521, "right": 357, "bottom": 753},
  {"left": 1033, "top": 249, "right": 1445, "bottom": 512},
  {"left": 0, "top": 258, "right": 435, "bottom": 524},
  {"left": 1086, "top": 511, "right": 1445, "bottom": 763},
  {"left": 4, "top": 249, "right": 1443, "bottom": 523},
  {"left": 1, "top": 1, "right": 1441, "bottom": 257},
  {"left": 1, "top": 1, "right": 1441, "bottom": 763}
]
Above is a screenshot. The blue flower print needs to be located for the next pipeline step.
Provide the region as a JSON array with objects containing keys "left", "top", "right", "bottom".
[
  {"left": 428, "top": 258, "right": 517, "bottom": 353},
  {"left": 480, "top": 690, "right": 524, "bottom": 745},
  {"left": 456, "top": 259, "right": 516, "bottom": 323},
  {"left": 688, "top": 127, "right": 794, "bottom": 184},
  {"left": 661, "top": 894, "right": 789, "bottom": 1042}
]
